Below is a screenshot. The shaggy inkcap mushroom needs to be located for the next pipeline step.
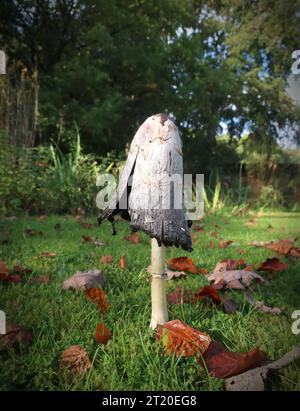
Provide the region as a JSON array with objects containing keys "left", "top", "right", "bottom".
[{"left": 98, "top": 113, "right": 192, "bottom": 251}]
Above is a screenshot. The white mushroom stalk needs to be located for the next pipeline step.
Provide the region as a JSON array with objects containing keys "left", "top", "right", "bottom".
[{"left": 98, "top": 113, "right": 192, "bottom": 328}]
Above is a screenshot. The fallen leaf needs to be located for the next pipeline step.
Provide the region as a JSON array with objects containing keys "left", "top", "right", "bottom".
[
  {"left": 85, "top": 287, "right": 110, "bottom": 313},
  {"left": 267, "top": 224, "right": 273, "bottom": 229},
  {"left": 209, "top": 240, "right": 215, "bottom": 249},
  {"left": 146, "top": 265, "right": 187, "bottom": 280},
  {"left": 157, "top": 319, "right": 211, "bottom": 356},
  {"left": 33, "top": 252, "right": 57, "bottom": 259},
  {"left": 13, "top": 265, "right": 32, "bottom": 275},
  {"left": 244, "top": 218, "right": 257, "bottom": 227},
  {"left": 197, "top": 268, "right": 208, "bottom": 274},
  {"left": 25, "top": 228, "right": 44, "bottom": 237},
  {"left": 249, "top": 238, "right": 300, "bottom": 258},
  {"left": 193, "top": 225, "right": 205, "bottom": 232},
  {"left": 0, "top": 321, "right": 32, "bottom": 349},
  {"left": 211, "top": 231, "right": 218, "bottom": 237},
  {"left": 167, "top": 287, "right": 191, "bottom": 304},
  {"left": 0, "top": 261, "right": 9, "bottom": 279},
  {"left": 82, "top": 235, "right": 93, "bottom": 243},
  {"left": 61, "top": 345, "right": 92, "bottom": 375},
  {"left": 167, "top": 256, "right": 198, "bottom": 274},
  {"left": 119, "top": 256, "right": 126, "bottom": 269},
  {"left": 257, "top": 257, "right": 288, "bottom": 278},
  {"left": 63, "top": 269, "right": 106, "bottom": 290},
  {"left": 95, "top": 323, "right": 112, "bottom": 345},
  {"left": 38, "top": 215, "right": 47, "bottom": 222},
  {"left": 255, "top": 301, "right": 281, "bottom": 315},
  {"left": 199, "top": 341, "right": 267, "bottom": 378},
  {"left": 219, "top": 240, "right": 233, "bottom": 249},
  {"left": 214, "top": 259, "right": 245, "bottom": 272},
  {"left": 192, "top": 285, "right": 221, "bottom": 304},
  {"left": 225, "top": 346, "right": 300, "bottom": 391},
  {"left": 207, "top": 270, "right": 266, "bottom": 290},
  {"left": 100, "top": 255, "right": 114, "bottom": 264},
  {"left": 124, "top": 232, "right": 141, "bottom": 244},
  {"left": 222, "top": 296, "right": 239, "bottom": 314}
]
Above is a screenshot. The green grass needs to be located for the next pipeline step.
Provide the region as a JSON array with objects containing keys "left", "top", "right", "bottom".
[{"left": 0, "top": 211, "right": 299, "bottom": 391}]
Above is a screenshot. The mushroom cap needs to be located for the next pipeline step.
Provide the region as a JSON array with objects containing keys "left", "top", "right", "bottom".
[{"left": 98, "top": 114, "right": 192, "bottom": 251}]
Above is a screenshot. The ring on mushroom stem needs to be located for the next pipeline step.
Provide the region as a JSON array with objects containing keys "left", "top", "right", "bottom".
[{"left": 98, "top": 113, "right": 192, "bottom": 328}]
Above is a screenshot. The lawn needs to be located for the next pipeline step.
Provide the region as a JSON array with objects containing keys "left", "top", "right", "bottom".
[{"left": 0, "top": 211, "right": 299, "bottom": 391}]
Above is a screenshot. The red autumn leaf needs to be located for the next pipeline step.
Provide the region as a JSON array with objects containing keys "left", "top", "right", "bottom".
[
  {"left": 219, "top": 240, "right": 233, "bottom": 249},
  {"left": 95, "top": 323, "right": 112, "bottom": 345},
  {"left": 197, "top": 268, "right": 208, "bottom": 274},
  {"left": 157, "top": 319, "right": 211, "bottom": 357},
  {"left": 193, "top": 225, "right": 205, "bottom": 232},
  {"left": 9, "top": 274, "right": 21, "bottom": 284},
  {"left": 13, "top": 264, "right": 32, "bottom": 275},
  {"left": 192, "top": 285, "right": 221, "bottom": 304},
  {"left": 85, "top": 287, "right": 110, "bottom": 314},
  {"left": 166, "top": 256, "right": 198, "bottom": 274},
  {"left": 257, "top": 257, "right": 288, "bottom": 277},
  {"left": 124, "top": 232, "right": 141, "bottom": 244},
  {"left": 119, "top": 256, "right": 126, "bottom": 269},
  {"left": 167, "top": 287, "right": 191, "bottom": 304},
  {"left": 0, "top": 321, "right": 33, "bottom": 348},
  {"left": 199, "top": 341, "right": 267, "bottom": 379},
  {"left": 82, "top": 235, "right": 93, "bottom": 242},
  {"left": 100, "top": 255, "right": 114, "bottom": 264}
]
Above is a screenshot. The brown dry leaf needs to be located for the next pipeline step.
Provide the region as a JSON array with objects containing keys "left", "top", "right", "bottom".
[
  {"left": 119, "top": 256, "right": 126, "bottom": 269},
  {"left": 13, "top": 265, "right": 32, "bottom": 275},
  {"left": 100, "top": 255, "right": 114, "bottom": 264},
  {"left": 225, "top": 346, "right": 300, "bottom": 391},
  {"left": 95, "top": 323, "right": 112, "bottom": 345},
  {"left": 222, "top": 296, "right": 239, "bottom": 314},
  {"left": 168, "top": 286, "right": 221, "bottom": 305},
  {"left": 25, "top": 228, "right": 44, "bottom": 237},
  {"left": 61, "top": 345, "right": 92, "bottom": 375},
  {"left": 209, "top": 240, "right": 215, "bottom": 249},
  {"left": 33, "top": 252, "right": 57, "bottom": 259},
  {"left": 85, "top": 287, "right": 110, "bottom": 313},
  {"left": 157, "top": 319, "right": 211, "bottom": 357},
  {"left": 193, "top": 225, "right": 205, "bottom": 232},
  {"left": 219, "top": 240, "right": 233, "bottom": 249},
  {"left": 0, "top": 321, "right": 33, "bottom": 349},
  {"left": 146, "top": 265, "right": 187, "bottom": 280},
  {"left": 198, "top": 268, "right": 208, "bottom": 274},
  {"left": 82, "top": 235, "right": 93, "bottom": 243},
  {"left": 245, "top": 292, "right": 281, "bottom": 315},
  {"left": 249, "top": 238, "right": 300, "bottom": 258},
  {"left": 192, "top": 285, "right": 221, "bottom": 304},
  {"left": 63, "top": 269, "right": 106, "bottom": 290},
  {"left": 214, "top": 259, "right": 245, "bottom": 273},
  {"left": 257, "top": 257, "right": 288, "bottom": 278},
  {"left": 207, "top": 270, "right": 266, "bottom": 291},
  {"left": 124, "top": 232, "right": 141, "bottom": 244},
  {"left": 38, "top": 215, "right": 47, "bottom": 222},
  {"left": 244, "top": 218, "right": 257, "bottom": 227},
  {"left": 199, "top": 341, "right": 267, "bottom": 379},
  {"left": 167, "top": 256, "right": 198, "bottom": 274},
  {"left": 0, "top": 261, "right": 9, "bottom": 279},
  {"left": 211, "top": 231, "right": 218, "bottom": 237}
]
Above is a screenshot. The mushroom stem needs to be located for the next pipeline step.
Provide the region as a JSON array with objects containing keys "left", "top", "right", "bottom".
[{"left": 150, "top": 238, "right": 168, "bottom": 329}]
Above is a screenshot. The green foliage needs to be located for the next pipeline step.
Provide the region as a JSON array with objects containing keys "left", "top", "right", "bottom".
[{"left": 0, "top": 129, "right": 123, "bottom": 216}]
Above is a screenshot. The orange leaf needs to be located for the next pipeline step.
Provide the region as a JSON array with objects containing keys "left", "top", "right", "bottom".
[
  {"left": 192, "top": 285, "right": 221, "bottom": 304},
  {"left": 85, "top": 287, "right": 110, "bottom": 313},
  {"left": 167, "top": 256, "right": 198, "bottom": 274},
  {"left": 100, "top": 255, "right": 114, "bottom": 264},
  {"left": 219, "top": 240, "right": 233, "bottom": 249},
  {"left": 82, "top": 235, "right": 93, "bottom": 243},
  {"left": 124, "top": 232, "right": 141, "bottom": 244},
  {"left": 119, "top": 256, "right": 126, "bottom": 269},
  {"left": 157, "top": 319, "right": 211, "bottom": 357},
  {"left": 0, "top": 261, "right": 9, "bottom": 276},
  {"left": 197, "top": 268, "right": 208, "bottom": 274},
  {"left": 95, "top": 323, "right": 112, "bottom": 344},
  {"left": 199, "top": 341, "right": 267, "bottom": 378},
  {"left": 167, "top": 287, "right": 191, "bottom": 304}
]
